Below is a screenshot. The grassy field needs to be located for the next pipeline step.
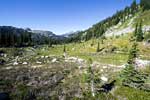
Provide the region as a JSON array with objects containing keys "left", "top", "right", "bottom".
[{"left": 1, "top": 30, "right": 150, "bottom": 99}]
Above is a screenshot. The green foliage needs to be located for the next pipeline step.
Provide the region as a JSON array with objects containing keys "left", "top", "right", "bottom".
[
  {"left": 82, "top": 91, "right": 116, "bottom": 100},
  {"left": 114, "top": 86, "right": 150, "bottom": 100},
  {"left": 63, "top": 44, "right": 66, "bottom": 53},
  {"left": 96, "top": 42, "right": 100, "bottom": 52},
  {"left": 127, "top": 41, "right": 138, "bottom": 64},
  {"left": 86, "top": 58, "right": 93, "bottom": 83},
  {"left": 140, "top": 0, "right": 150, "bottom": 11},
  {"left": 144, "top": 31, "right": 150, "bottom": 41},
  {"left": 131, "top": 0, "right": 137, "bottom": 14},
  {"left": 134, "top": 22, "right": 144, "bottom": 42},
  {"left": 120, "top": 64, "right": 148, "bottom": 90},
  {"left": 0, "top": 26, "right": 62, "bottom": 47},
  {"left": 137, "top": 22, "right": 144, "bottom": 41},
  {"left": 11, "top": 84, "right": 36, "bottom": 100}
]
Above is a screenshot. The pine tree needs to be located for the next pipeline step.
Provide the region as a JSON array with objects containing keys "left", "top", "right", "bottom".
[
  {"left": 120, "top": 35, "right": 145, "bottom": 89},
  {"left": 134, "top": 22, "right": 144, "bottom": 42},
  {"left": 63, "top": 44, "right": 66, "bottom": 53},
  {"left": 131, "top": 0, "right": 137, "bottom": 14},
  {"left": 96, "top": 42, "right": 100, "bottom": 52},
  {"left": 87, "top": 58, "right": 95, "bottom": 97},
  {"left": 137, "top": 21, "right": 144, "bottom": 42},
  {"left": 134, "top": 23, "right": 138, "bottom": 38},
  {"left": 127, "top": 40, "right": 138, "bottom": 65}
]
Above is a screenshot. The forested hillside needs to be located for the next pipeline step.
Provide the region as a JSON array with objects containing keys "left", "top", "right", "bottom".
[
  {"left": 0, "top": 26, "right": 65, "bottom": 47},
  {"left": 68, "top": 0, "right": 150, "bottom": 42}
]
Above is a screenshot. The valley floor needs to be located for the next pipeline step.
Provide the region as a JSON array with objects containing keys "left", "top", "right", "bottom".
[{"left": 0, "top": 35, "right": 150, "bottom": 100}]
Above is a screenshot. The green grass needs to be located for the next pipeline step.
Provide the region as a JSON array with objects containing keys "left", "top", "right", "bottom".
[
  {"left": 32, "top": 32, "right": 150, "bottom": 65},
  {"left": 134, "top": 10, "right": 150, "bottom": 26},
  {"left": 114, "top": 86, "right": 150, "bottom": 100}
]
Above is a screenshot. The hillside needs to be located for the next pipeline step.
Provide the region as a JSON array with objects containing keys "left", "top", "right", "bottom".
[
  {"left": 67, "top": 0, "right": 150, "bottom": 42},
  {"left": 0, "top": 26, "right": 66, "bottom": 47}
]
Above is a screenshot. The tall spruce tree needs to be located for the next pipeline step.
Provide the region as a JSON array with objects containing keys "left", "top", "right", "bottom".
[
  {"left": 131, "top": 0, "right": 137, "bottom": 14},
  {"left": 63, "top": 44, "right": 66, "bottom": 53},
  {"left": 134, "top": 22, "right": 144, "bottom": 42},
  {"left": 127, "top": 40, "right": 138, "bottom": 65},
  {"left": 137, "top": 21, "right": 144, "bottom": 42},
  {"left": 87, "top": 58, "right": 95, "bottom": 97},
  {"left": 96, "top": 42, "right": 100, "bottom": 52},
  {"left": 134, "top": 23, "right": 138, "bottom": 38}
]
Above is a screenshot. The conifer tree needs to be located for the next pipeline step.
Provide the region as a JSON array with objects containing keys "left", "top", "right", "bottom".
[
  {"left": 63, "top": 44, "right": 66, "bottom": 53},
  {"left": 140, "top": 0, "right": 150, "bottom": 11},
  {"left": 134, "top": 23, "right": 138, "bottom": 38},
  {"left": 133, "top": 22, "right": 144, "bottom": 42},
  {"left": 87, "top": 58, "right": 95, "bottom": 97},
  {"left": 131, "top": 0, "right": 137, "bottom": 14},
  {"left": 137, "top": 21, "right": 144, "bottom": 42},
  {"left": 96, "top": 42, "right": 100, "bottom": 52},
  {"left": 127, "top": 40, "right": 138, "bottom": 65}
]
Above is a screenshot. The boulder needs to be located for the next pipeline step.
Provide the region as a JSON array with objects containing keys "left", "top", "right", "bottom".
[
  {"left": 135, "top": 58, "right": 150, "bottom": 69},
  {"left": 36, "top": 61, "right": 42, "bottom": 64},
  {"left": 77, "top": 58, "right": 84, "bottom": 63},
  {"left": 45, "top": 56, "right": 49, "bottom": 58},
  {"left": 13, "top": 62, "right": 18, "bottom": 65},
  {"left": 41, "top": 56, "right": 44, "bottom": 58},
  {"left": 51, "top": 58, "right": 57, "bottom": 63},
  {"left": 101, "top": 76, "right": 108, "bottom": 82},
  {"left": 22, "top": 62, "right": 28, "bottom": 65}
]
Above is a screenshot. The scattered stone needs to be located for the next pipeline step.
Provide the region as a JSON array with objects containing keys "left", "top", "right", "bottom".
[
  {"left": 4, "top": 54, "right": 7, "bottom": 58},
  {"left": 41, "top": 56, "right": 44, "bottom": 58},
  {"left": 117, "top": 64, "right": 126, "bottom": 68},
  {"left": 63, "top": 52, "right": 67, "bottom": 58},
  {"left": 51, "top": 58, "right": 57, "bottom": 63},
  {"left": 22, "top": 62, "right": 28, "bottom": 65},
  {"left": 5, "top": 66, "right": 13, "bottom": 70},
  {"left": 103, "top": 66, "right": 107, "bottom": 69},
  {"left": 45, "top": 56, "right": 49, "bottom": 58},
  {"left": 77, "top": 58, "right": 84, "bottom": 63},
  {"left": 31, "top": 65, "right": 42, "bottom": 68},
  {"left": 67, "top": 57, "right": 78, "bottom": 61},
  {"left": 72, "top": 48, "right": 75, "bottom": 51},
  {"left": 13, "top": 62, "right": 18, "bottom": 66},
  {"left": 101, "top": 76, "right": 108, "bottom": 82},
  {"left": 100, "top": 69, "right": 104, "bottom": 72},
  {"left": 36, "top": 61, "right": 42, "bottom": 64},
  {"left": 78, "top": 66, "right": 82, "bottom": 69},
  {"left": 65, "top": 57, "right": 85, "bottom": 63},
  {"left": 0, "top": 50, "right": 5, "bottom": 57},
  {"left": 135, "top": 58, "right": 150, "bottom": 69},
  {"left": 143, "top": 42, "right": 148, "bottom": 46}
]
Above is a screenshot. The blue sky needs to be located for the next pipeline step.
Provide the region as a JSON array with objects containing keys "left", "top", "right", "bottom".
[{"left": 0, "top": 0, "right": 139, "bottom": 35}]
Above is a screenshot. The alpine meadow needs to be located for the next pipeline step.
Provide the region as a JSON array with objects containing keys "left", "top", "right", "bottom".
[{"left": 0, "top": 0, "right": 150, "bottom": 100}]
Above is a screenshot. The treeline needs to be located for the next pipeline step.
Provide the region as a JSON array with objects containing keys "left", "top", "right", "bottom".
[
  {"left": 140, "top": 0, "right": 150, "bottom": 11},
  {"left": 0, "top": 26, "right": 62, "bottom": 47},
  {"left": 69, "top": 0, "right": 150, "bottom": 42}
]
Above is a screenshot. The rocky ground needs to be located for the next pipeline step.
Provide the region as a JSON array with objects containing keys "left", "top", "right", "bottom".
[{"left": 0, "top": 47, "right": 150, "bottom": 100}]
